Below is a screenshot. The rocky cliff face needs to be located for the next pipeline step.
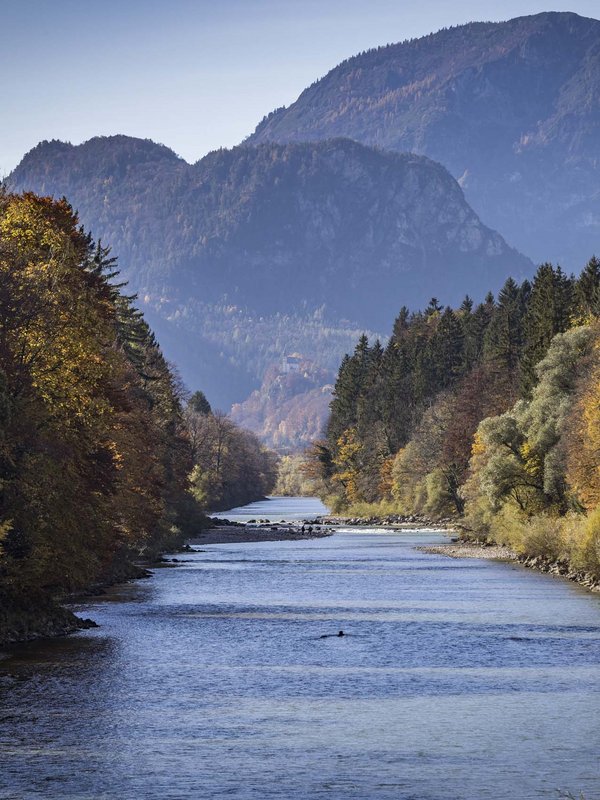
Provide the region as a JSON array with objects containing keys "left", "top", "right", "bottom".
[{"left": 249, "top": 12, "right": 600, "bottom": 268}]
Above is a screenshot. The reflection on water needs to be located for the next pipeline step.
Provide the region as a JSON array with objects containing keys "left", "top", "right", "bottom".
[{"left": 1, "top": 498, "right": 599, "bottom": 799}]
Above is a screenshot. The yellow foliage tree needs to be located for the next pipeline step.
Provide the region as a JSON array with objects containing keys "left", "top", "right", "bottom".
[
  {"left": 333, "top": 427, "right": 364, "bottom": 506},
  {"left": 564, "top": 325, "right": 600, "bottom": 510}
]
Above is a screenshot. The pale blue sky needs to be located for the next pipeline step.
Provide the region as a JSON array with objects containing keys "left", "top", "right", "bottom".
[{"left": 2, "top": 0, "right": 599, "bottom": 175}]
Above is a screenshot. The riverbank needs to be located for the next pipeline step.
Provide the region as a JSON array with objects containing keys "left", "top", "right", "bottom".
[
  {"left": 318, "top": 513, "right": 454, "bottom": 529},
  {"left": 419, "top": 540, "right": 600, "bottom": 592},
  {"left": 418, "top": 542, "right": 518, "bottom": 560},
  {"left": 190, "top": 523, "right": 333, "bottom": 545},
  {"left": 0, "top": 597, "right": 98, "bottom": 646},
  {"left": 0, "top": 557, "right": 162, "bottom": 647}
]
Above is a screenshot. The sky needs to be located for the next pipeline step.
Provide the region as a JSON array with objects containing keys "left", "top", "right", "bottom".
[{"left": 2, "top": 0, "right": 599, "bottom": 176}]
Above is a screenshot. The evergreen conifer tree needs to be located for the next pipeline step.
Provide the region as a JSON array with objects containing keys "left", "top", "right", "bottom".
[
  {"left": 483, "top": 277, "right": 524, "bottom": 371},
  {"left": 575, "top": 256, "right": 600, "bottom": 319},
  {"left": 520, "top": 264, "right": 575, "bottom": 397}
]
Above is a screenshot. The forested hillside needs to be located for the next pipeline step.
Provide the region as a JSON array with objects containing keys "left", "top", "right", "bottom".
[
  {"left": 9, "top": 135, "right": 531, "bottom": 423},
  {"left": 231, "top": 360, "right": 334, "bottom": 453},
  {"left": 0, "top": 192, "right": 275, "bottom": 644},
  {"left": 185, "top": 392, "right": 277, "bottom": 511},
  {"left": 250, "top": 12, "right": 600, "bottom": 269},
  {"left": 315, "top": 258, "right": 600, "bottom": 579}
]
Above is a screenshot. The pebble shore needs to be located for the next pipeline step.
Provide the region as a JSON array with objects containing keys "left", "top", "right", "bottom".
[
  {"left": 418, "top": 540, "right": 600, "bottom": 592},
  {"left": 417, "top": 542, "right": 518, "bottom": 560},
  {"left": 189, "top": 516, "right": 333, "bottom": 545},
  {"left": 189, "top": 525, "right": 332, "bottom": 545}
]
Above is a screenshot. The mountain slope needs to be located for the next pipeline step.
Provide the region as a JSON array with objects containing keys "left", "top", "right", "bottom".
[
  {"left": 249, "top": 12, "right": 600, "bottom": 267},
  {"left": 231, "top": 360, "right": 334, "bottom": 454},
  {"left": 10, "top": 135, "right": 529, "bottom": 325},
  {"left": 9, "top": 134, "right": 531, "bottom": 440}
]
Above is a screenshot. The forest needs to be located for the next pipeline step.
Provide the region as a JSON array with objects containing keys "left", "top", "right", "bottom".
[
  {"left": 313, "top": 258, "right": 600, "bottom": 578},
  {"left": 0, "top": 191, "right": 274, "bottom": 643}
]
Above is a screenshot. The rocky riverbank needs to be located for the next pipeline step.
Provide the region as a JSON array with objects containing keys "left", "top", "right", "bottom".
[
  {"left": 419, "top": 541, "right": 600, "bottom": 592},
  {"left": 192, "top": 517, "right": 333, "bottom": 545},
  {"left": 518, "top": 553, "right": 600, "bottom": 592},
  {"left": 418, "top": 542, "right": 517, "bottom": 560},
  {"left": 0, "top": 597, "right": 98, "bottom": 647},
  {"left": 319, "top": 513, "right": 454, "bottom": 529},
  {"left": 0, "top": 560, "right": 156, "bottom": 648}
]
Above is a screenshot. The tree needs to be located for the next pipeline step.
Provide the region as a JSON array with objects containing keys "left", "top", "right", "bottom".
[
  {"left": 519, "top": 264, "right": 574, "bottom": 397},
  {"left": 575, "top": 256, "right": 600, "bottom": 321},
  {"left": 0, "top": 191, "right": 203, "bottom": 617},
  {"left": 484, "top": 278, "right": 527, "bottom": 373},
  {"left": 563, "top": 323, "right": 600, "bottom": 510},
  {"left": 188, "top": 390, "right": 211, "bottom": 416},
  {"left": 466, "top": 326, "right": 593, "bottom": 520}
]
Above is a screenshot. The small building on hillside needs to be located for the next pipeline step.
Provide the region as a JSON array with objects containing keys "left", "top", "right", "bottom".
[{"left": 282, "top": 354, "right": 302, "bottom": 374}]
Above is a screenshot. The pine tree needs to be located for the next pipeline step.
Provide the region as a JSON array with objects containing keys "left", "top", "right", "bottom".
[
  {"left": 575, "top": 256, "right": 600, "bottom": 320},
  {"left": 520, "top": 264, "right": 575, "bottom": 397},
  {"left": 483, "top": 277, "right": 525, "bottom": 372},
  {"left": 428, "top": 307, "right": 465, "bottom": 390}
]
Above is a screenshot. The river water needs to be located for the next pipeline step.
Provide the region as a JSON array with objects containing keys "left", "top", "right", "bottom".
[{"left": 1, "top": 497, "right": 599, "bottom": 800}]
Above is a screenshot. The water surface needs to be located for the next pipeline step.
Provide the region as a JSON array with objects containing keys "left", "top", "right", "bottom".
[
  {"left": 1, "top": 497, "right": 599, "bottom": 799},
  {"left": 212, "top": 495, "right": 329, "bottom": 522}
]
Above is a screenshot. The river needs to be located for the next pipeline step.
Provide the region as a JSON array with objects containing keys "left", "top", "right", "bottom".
[{"left": 1, "top": 497, "right": 599, "bottom": 799}]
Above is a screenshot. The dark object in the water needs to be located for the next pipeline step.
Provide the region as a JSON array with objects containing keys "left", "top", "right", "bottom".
[{"left": 319, "top": 630, "right": 346, "bottom": 639}]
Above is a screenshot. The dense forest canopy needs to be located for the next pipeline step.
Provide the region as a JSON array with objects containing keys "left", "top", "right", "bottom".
[
  {"left": 313, "top": 257, "right": 600, "bottom": 578},
  {"left": 0, "top": 191, "right": 275, "bottom": 643}
]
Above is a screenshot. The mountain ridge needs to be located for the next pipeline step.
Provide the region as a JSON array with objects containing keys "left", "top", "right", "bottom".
[
  {"left": 11, "top": 134, "right": 530, "bottom": 323},
  {"left": 9, "top": 133, "right": 532, "bottom": 447},
  {"left": 248, "top": 11, "right": 600, "bottom": 268}
]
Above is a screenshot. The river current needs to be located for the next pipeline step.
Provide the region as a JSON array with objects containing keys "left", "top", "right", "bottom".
[{"left": 1, "top": 497, "right": 599, "bottom": 799}]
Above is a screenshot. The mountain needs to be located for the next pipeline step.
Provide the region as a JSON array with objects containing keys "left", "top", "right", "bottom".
[
  {"left": 248, "top": 12, "right": 600, "bottom": 268},
  {"left": 10, "top": 135, "right": 529, "bottom": 324},
  {"left": 231, "top": 359, "right": 334, "bottom": 453},
  {"left": 9, "top": 134, "right": 531, "bottom": 444}
]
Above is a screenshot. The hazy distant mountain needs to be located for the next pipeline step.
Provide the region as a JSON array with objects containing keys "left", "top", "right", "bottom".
[
  {"left": 10, "top": 134, "right": 530, "bottom": 443},
  {"left": 249, "top": 12, "right": 600, "bottom": 268},
  {"left": 231, "top": 360, "right": 334, "bottom": 454},
  {"left": 10, "top": 135, "right": 529, "bottom": 324}
]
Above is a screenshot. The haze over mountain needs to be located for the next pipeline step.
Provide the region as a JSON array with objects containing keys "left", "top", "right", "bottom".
[
  {"left": 10, "top": 135, "right": 527, "bottom": 325},
  {"left": 249, "top": 11, "right": 600, "bottom": 269},
  {"left": 9, "top": 134, "right": 529, "bottom": 447}
]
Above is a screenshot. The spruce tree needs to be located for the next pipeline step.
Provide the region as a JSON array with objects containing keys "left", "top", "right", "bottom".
[
  {"left": 327, "top": 335, "right": 373, "bottom": 452},
  {"left": 483, "top": 277, "right": 524, "bottom": 372},
  {"left": 189, "top": 390, "right": 212, "bottom": 415},
  {"left": 520, "top": 264, "right": 575, "bottom": 397},
  {"left": 427, "top": 308, "right": 465, "bottom": 391},
  {"left": 575, "top": 256, "right": 600, "bottom": 319}
]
